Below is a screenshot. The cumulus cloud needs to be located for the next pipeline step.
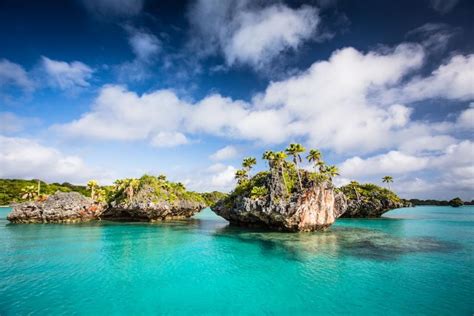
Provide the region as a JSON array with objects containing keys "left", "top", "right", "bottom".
[
  {"left": 457, "top": 103, "right": 474, "bottom": 130},
  {"left": 210, "top": 145, "right": 238, "bottom": 161},
  {"left": 53, "top": 85, "right": 188, "bottom": 141},
  {"left": 188, "top": 0, "right": 320, "bottom": 68},
  {"left": 339, "top": 140, "right": 474, "bottom": 199},
  {"left": 40, "top": 56, "right": 94, "bottom": 90},
  {"left": 0, "top": 135, "right": 108, "bottom": 183},
  {"left": 340, "top": 151, "right": 430, "bottom": 177},
  {"left": 80, "top": 0, "right": 144, "bottom": 17},
  {"left": 0, "top": 59, "right": 35, "bottom": 92},
  {"left": 391, "top": 54, "right": 474, "bottom": 102},
  {"left": 209, "top": 164, "right": 237, "bottom": 189},
  {"left": 55, "top": 42, "right": 474, "bottom": 157},
  {"left": 151, "top": 132, "right": 189, "bottom": 148}
]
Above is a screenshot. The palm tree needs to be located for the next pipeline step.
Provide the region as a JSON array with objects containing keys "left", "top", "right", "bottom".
[
  {"left": 306, "top": 149, "right": 322, "bottom": 171},
  {"left": 382, "top": 176, "right": 394, "bottom": 190},
  {"left": 285, "top": 143, "right": 306, "bottom": 190},
  {"left": 235, "top": 169, "right": 248, "bottom": 184},
  {"left": 323, "top": 165, "right": 339, "bottom": 181},
  {"left": 87, "top": 180, "right": 99, "bottom": 200},
  {"left": 317, "top": 160, "right": 326, "bottom": 173},
  {"left": 242, "top": 157, "right": 257, "bottom": 175},
  {"left": 262, "top": 150, "right": 275, "bottom": 168},
  {"left": 274, "top": 151, "right": 289, "bottom": 194},
  {"left": 349, "top": 180, "right": 360, "bottom": 201},
  {"left": 21, "top": 185, "right": 37, "bottom": 201}
]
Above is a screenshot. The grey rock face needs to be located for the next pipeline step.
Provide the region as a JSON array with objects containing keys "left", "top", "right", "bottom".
[
  {"left": 7, "top": 192, "right": 104, "bottom": 223},
  {"left": 212, "top": 182, "right": 347, "bottom": 232},
  {"left": 341, "top": 198, "right": 404, "bottom": 218},
  {"left": 103, "top": 185, "right": 205, "bottom": 221}
]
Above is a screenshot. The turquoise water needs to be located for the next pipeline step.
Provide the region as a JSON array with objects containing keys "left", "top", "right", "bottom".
[{"left": 0, "top": 206, "right": 472, "bottom": 315}]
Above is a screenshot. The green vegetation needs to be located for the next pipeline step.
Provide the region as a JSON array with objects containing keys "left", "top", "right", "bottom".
[
  {"left": 0, "top": 176, "right": 223, "bottom": 207},
  {"left": 448, "top": 197, "right": 464, "bottom": 207},
  {"left": 200, "top": 191, "right": 228, "bottom": 207},
  {"left": 285, "top": 143, "right": 306, "bottom": 190},
  {"left": 0, "top": 179, "right": 90, "bottom": 205},
  {"left": 250, "top": 186, "right": 268, "bottom": 199},
  {"left": 108, "top": 174, "right": 205, "bottom": 205},
  {"left": 222, "top": 144, "right": 339, "bottom": 208},
  {"left": 409, "top": 198, "right": 473, "bottom": 206},
  {"left": 382, "top": 176, "right": 394, "bottom": 190},
  {"left": 340, "top": 181, "right": 401, "bottom": 204}
]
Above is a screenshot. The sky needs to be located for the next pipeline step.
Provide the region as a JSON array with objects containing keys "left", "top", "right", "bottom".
[{"left": 0, "top": 0, "right": 473, "bottom": 199}]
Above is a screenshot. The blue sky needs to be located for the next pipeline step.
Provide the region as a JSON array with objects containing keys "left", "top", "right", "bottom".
[{"left": 0, "top": 0, "right": 473, "bottom": 199}]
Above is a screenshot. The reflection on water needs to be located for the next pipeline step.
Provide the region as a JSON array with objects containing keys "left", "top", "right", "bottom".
[{"left": 213, "top": 225, "right": 461, "bottom": 262}]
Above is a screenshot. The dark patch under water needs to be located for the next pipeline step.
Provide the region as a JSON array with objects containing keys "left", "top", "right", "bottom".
[{"left": 214, "top": 225, "right": 462, "bottom": 262}]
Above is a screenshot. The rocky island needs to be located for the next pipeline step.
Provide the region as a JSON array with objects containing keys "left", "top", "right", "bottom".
[
  {"left": 212, "top": 145, "right": 347, "bottom": 232},
  {"left": 7, "top": 192, "right": 104, "bottom": 223},
  {"left": 102, "top": 175, "right": 206, "bottom": 221},
  {"left": 7, "top": 175, "right": 207, "bottom": 223},
  {"left": 339, "top": 181, "right": 408, "bottom": 218}
]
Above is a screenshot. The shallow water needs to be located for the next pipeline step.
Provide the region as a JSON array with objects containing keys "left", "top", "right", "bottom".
[{"left": 0, "top": 206, "right": 472, "bottom": 315}]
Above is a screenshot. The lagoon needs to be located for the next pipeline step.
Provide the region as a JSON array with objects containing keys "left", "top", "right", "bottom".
[{"left": 0, "top": 206, "right": 473, "bottom": 315}]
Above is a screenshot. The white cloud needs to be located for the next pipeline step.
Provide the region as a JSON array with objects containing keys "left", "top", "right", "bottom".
[
  {"left": 406, "top": 23, "right": 460, "bottom": 54},
  {"left": 53, "top": 85, "right": 188, "bottom": 142},
  {"left": 457, "top": 104, "right": 474, "bottom": 130},
  {"left": 172, "top": 163, "right": 238, "bottom": 192},
  {"left": 340, "top": 151, "right": 430, "bottom": 177},
  {"left": 429, "top": 0, "right": 459, "bottom": 14},
  {"left": 210, "top": 145, "right": 238, "bottom": 161},
  {"left": 56, "top": 43, "right": 473, "bottom": 161},
  {"left": 81, "top": 0, "right": 144, "bottom": 17},
  {"left": 0, "top": 135, "right": 107, "bottom": 183},
  {"left": 390, "top": 54, "right": 474, "bottom": 103},
  {"left": 209, "top": 164, "right": 237, "bottom": 189},
  {"left": 41, "top": 56, "right": 94, "bottom": 90},
  {"left": 339, "top": 140, "right": 474, "bottom": 200},
  {"left": 117, "top": 28, "right": 161, "bottom": 82},
  {"left": 128, "top": 29, "right": 161, "bottom": 61},
  {"left": 151, "top": 132, "right": 189, "bottom": 148},
  {"left": 0, "top": 59, "right": 34, "bottom": 92},
  {"left": 255, "top": 43, "right": 426, "bottom": 152},
  {"left": 188, "top": 0, "right": 320, "bottom": 68}
]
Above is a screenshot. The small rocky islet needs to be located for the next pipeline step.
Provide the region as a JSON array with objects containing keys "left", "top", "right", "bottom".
[
  {"left": 211, "top": 145, "right": 407, "bottom": 231},
  {"left": 6, "top": 145, "right": 409, "bottom": 230},
  {"left": 8, "top": 175, "right": 207, "bottom": 223}
]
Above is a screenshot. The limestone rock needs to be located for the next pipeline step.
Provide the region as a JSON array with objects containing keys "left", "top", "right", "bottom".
[
  {"left": 103, "top": 184, "right": 205, "bottom": 221},
  {"left": 212, "top": 180, "right": 347, "bottom": 232},
  {"left": 7, "top": 192, "right": 104, "bottom": 223},
  {"left": 341, "top": 198, "right": 405, "bottom": 218}
]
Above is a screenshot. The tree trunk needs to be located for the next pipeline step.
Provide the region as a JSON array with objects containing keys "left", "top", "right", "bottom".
[
  {"left": 294, "top": 160, "right": 303, "bottom": 191},
  {"left": 280, "top": 162, "right": 289, "bottom": 195}
]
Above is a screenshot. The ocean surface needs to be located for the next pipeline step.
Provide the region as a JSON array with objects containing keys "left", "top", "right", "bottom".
[{"left": 0, "top": 206, "right": 472, "bottom": 315}]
